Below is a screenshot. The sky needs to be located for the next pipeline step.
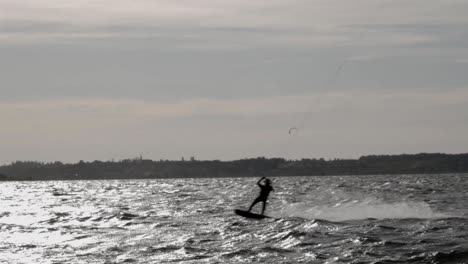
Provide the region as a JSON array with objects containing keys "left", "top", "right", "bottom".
[{"left": 1, "top": 0, "right": 468, "bottom": 163}]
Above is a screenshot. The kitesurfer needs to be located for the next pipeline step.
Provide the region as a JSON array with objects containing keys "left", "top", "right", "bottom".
[{"left": 248, "top": 176, "right": 274, "bottom": 215}]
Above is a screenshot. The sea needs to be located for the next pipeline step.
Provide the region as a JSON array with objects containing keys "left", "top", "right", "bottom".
[{"left": 1, "top": 174, "right": 468, "bottom": 264}]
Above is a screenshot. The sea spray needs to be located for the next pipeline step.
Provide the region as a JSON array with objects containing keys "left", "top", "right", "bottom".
[{"left": 275, "top": 197, "right": 449, "bottom": 221}]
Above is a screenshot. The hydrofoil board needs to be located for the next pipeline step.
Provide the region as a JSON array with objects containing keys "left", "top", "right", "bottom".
[{"left": 234, "top": 209, "right": 270, "bottom": 219}]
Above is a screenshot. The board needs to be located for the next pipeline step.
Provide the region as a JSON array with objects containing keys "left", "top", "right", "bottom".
[{"left": 234, "top": 209, "right": 270, "bottom": 219}]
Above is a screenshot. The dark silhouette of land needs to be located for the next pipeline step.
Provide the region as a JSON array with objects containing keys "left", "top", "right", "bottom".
[{"left": 1, "top": 153, "right": 468, "bottom": 181}]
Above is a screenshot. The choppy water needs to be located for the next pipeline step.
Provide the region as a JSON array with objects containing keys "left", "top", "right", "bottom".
[{"left": 1, "top": 174, "right": 468, "bottom": 264}]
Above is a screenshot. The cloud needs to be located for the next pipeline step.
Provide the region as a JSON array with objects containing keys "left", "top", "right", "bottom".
[
  {"left": 2, "top": 88, "right": 468, "bottom": 161},
  {"left": 2, "top": 88, "right": 467, "bottom": 122},
  {"left": 1, "top": 0, "right": 467, "bottom": 49},
  {"left": 1, "top": 1, "right": 468, "bottom": 161},
  {"left": 455, "top": 57, "right": 468, "bottom": 64}
]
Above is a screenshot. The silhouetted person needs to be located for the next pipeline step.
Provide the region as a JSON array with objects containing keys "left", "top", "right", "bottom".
[{"left": 248, "top": 176, "right": 274, "bottom": 215}]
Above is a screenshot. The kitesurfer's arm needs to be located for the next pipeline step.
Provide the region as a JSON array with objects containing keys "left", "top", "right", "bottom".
[{"left": 257, "top": 176, "right": 265, "bottom": 187}]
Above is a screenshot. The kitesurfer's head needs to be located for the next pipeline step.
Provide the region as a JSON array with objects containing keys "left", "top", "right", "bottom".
[{"left": 265, "top": 178, "right": 271, "bottom": 186}]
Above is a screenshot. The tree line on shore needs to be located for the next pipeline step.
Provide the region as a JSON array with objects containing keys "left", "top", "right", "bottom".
[{"left": 1, "top": 153, "right": 468, "bottom": 181}]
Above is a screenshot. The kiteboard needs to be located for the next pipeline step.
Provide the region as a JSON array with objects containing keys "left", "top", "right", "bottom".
[{"left": 234, "top": 209, "right": 270, "bottom": 219}]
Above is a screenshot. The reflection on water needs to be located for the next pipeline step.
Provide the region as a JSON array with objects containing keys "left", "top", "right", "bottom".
[{"left": 1, "top": 174, "right": 468, "bottom": 263}]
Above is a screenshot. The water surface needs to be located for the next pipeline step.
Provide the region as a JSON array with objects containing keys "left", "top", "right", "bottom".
[{"left": 1, "top": 174, "right": 468, "bottom": 263}]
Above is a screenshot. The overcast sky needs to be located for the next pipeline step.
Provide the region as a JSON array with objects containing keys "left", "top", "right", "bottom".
[{"left": 1, "top": 0, "right": 468, "bottom": 163}]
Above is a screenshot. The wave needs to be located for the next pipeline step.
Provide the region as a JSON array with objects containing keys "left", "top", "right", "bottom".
[
  {"left": 431, "top": 249, "right": 468, "bottom": 264},
  {"left": 275, "top": 197, "right": 449, "bottom": 221},
  {"left": 408, "top": 249, "right": 468, "bottom": 264}
]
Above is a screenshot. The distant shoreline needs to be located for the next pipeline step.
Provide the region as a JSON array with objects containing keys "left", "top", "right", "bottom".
[
  {"left": 1, "top": 153, "right": 468, "bottom": 181},
  {"left": 1, "top": 172, "right": 467, "bottom": 183}
]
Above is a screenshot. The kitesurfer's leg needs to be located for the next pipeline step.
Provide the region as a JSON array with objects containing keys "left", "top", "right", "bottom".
[
  {"left": 261, "top": 199, "right": 267, "bottom": 215},
  {"left": 248, "top": 197, "right": 262, "bottom": 212}
]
